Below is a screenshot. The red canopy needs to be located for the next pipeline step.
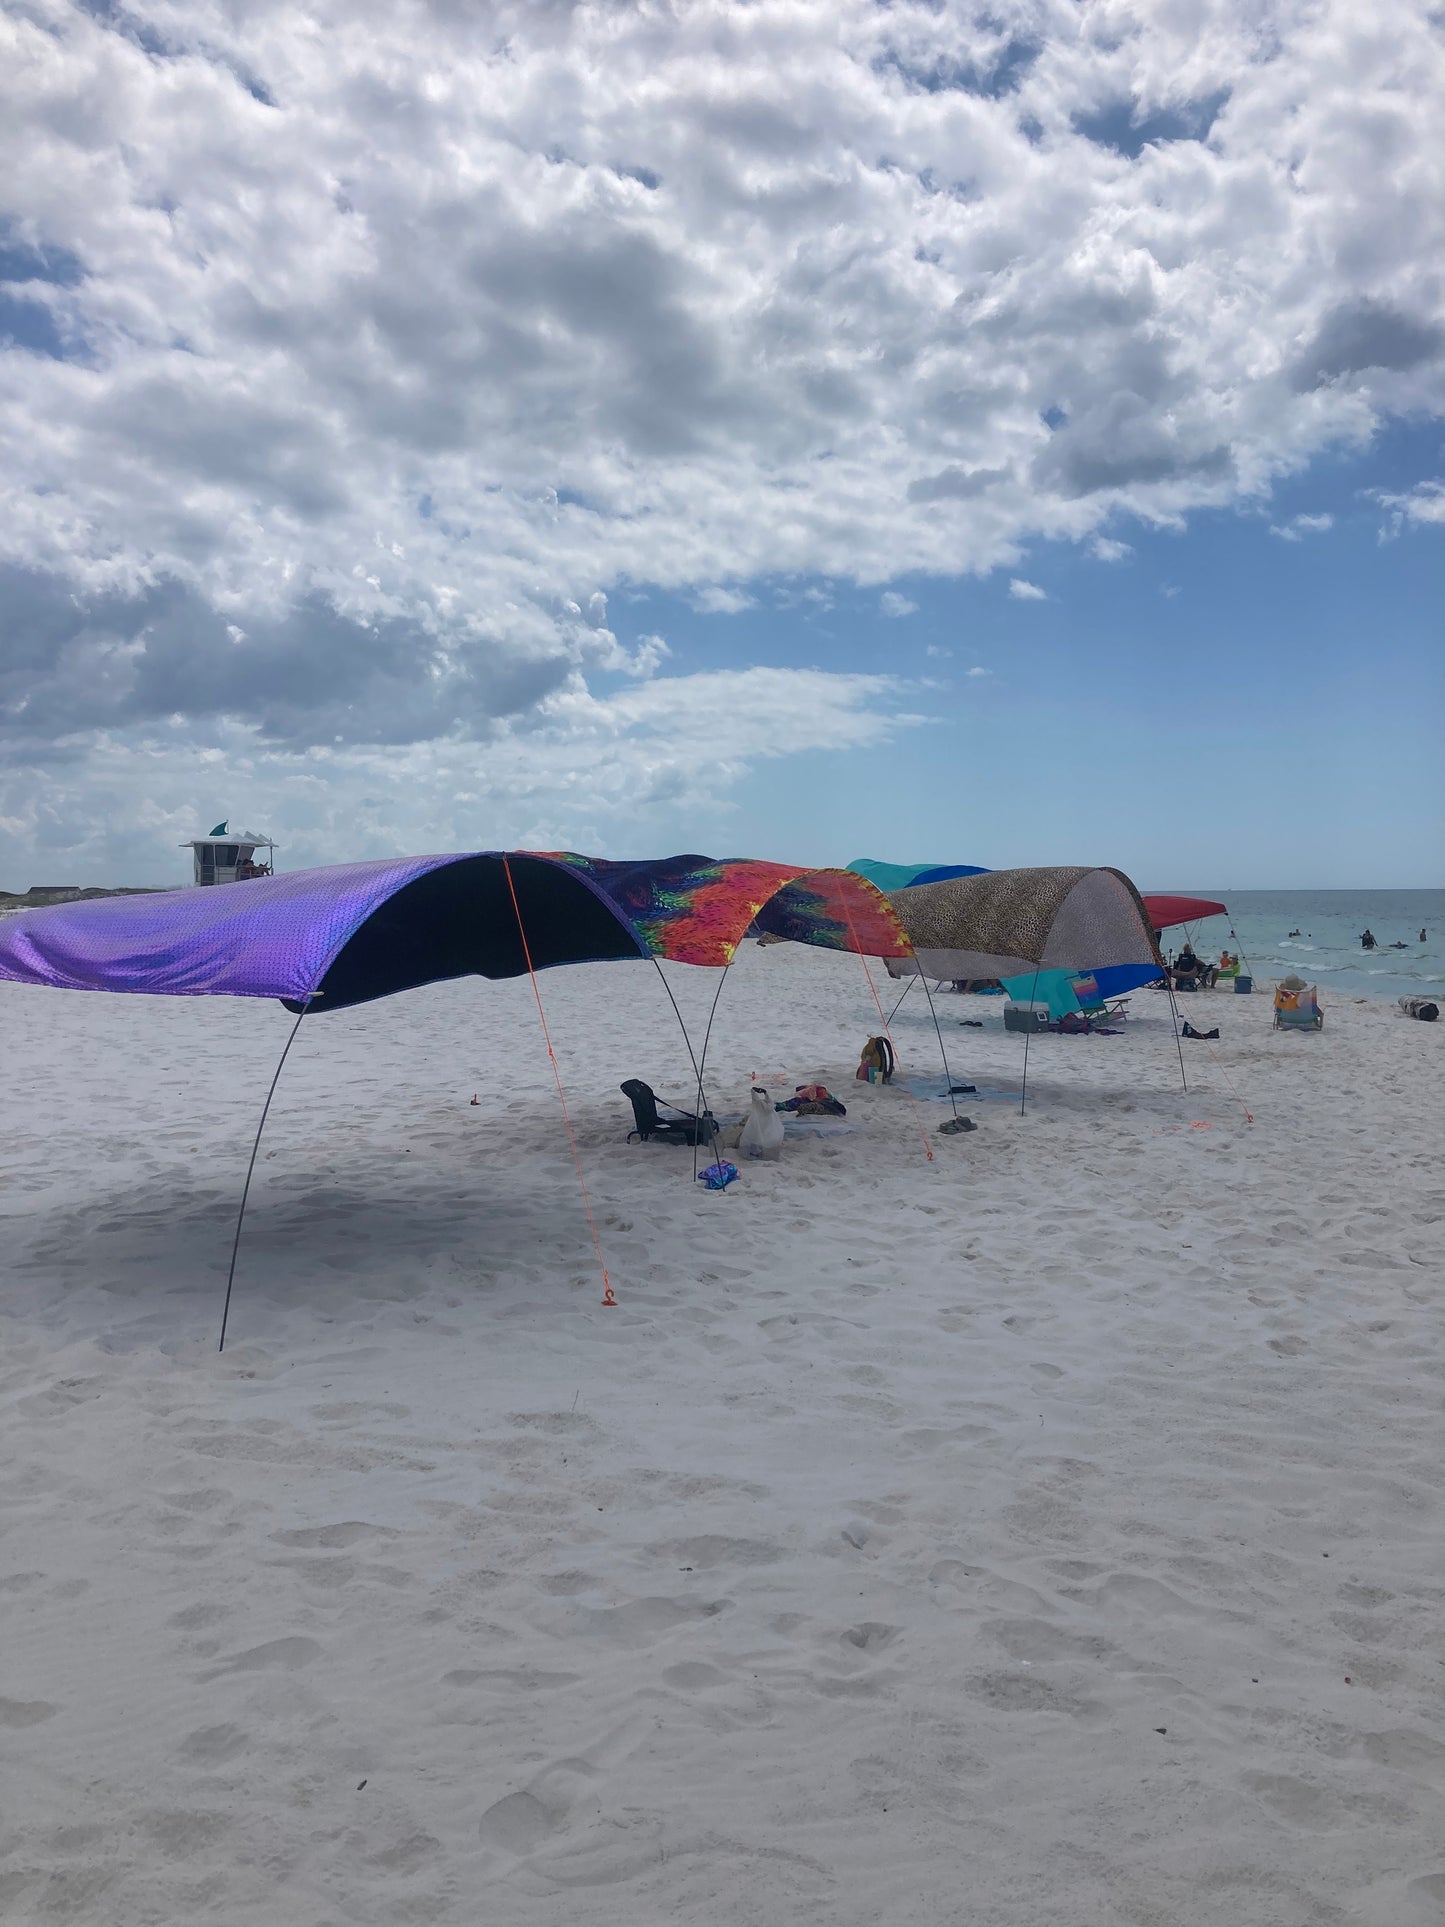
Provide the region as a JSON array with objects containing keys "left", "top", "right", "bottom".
[{"left": 1144, "top": 894, "right": 1228, "bottom": 930}]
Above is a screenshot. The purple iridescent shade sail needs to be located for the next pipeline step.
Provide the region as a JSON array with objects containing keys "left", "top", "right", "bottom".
[{"left": 0, "top": 855, "right": 470, "bottom": 1001}]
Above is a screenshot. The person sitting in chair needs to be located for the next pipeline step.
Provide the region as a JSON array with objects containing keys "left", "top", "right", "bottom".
[{"left": 1173, "top": 942, "right": 1202, "bottom": 988}]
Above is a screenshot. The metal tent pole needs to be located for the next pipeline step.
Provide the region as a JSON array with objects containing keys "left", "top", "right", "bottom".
[
  {"left": 1019, "top": 964, "right": 1042, "bottom": 1116},
  {"left": 218, "top": 1001, "right": 310, "bottom": 1351}
]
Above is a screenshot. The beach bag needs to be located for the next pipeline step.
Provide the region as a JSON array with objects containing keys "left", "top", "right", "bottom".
[{"left": 855, "top": 1035, "right": 895, "bottom": 1083}]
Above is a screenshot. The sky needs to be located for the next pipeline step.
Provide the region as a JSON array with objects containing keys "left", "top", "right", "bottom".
[{"left": 1, "top": 0, "right": 1442, "bottom": 891}]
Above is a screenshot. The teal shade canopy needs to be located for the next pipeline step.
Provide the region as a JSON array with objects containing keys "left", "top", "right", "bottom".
[
  {"left": 848, "top": 858, "right": 988, "bottom": 892},
  {"left": 1000, "top": 969, "right": 1083, "bottom": 1018}
]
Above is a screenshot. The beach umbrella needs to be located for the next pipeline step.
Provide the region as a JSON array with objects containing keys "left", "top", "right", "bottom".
[{"left": 1143, "top": 894, "right": 1228, "bottom": 930}]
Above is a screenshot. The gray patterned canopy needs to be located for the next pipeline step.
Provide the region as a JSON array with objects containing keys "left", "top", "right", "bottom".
[{"left": 884, "top": 865, "right": 1161, "bottom": 980}]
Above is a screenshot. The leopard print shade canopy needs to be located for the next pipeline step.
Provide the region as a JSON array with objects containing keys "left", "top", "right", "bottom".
[{"left": 885, "top": 866, "right": 1161, "bottom": 980}]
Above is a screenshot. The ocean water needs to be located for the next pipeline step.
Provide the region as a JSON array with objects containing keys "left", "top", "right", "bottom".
[{"left": 1157, "top": 890, "right": 1445, "bottom": 1001}]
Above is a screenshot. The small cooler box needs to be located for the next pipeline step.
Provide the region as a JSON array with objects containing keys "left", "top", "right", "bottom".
[
  {"left": 1004, "top": 1004, "right": 1050, "bottom": 1033},
  {"left": 1233, "top": 975, "right": 1253, "bottom": 994}
]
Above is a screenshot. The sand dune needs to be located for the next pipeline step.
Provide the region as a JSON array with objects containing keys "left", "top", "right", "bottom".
[{"left": 2, "top": 946, "right": 1443, "bottom": 1925}]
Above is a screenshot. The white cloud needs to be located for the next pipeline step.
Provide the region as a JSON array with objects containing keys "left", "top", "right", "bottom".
[
  {"left": 0, "top": 0, "right": 1442, "bottom": 864},
  {"left": 689, "top": 586, "right": 756, "bottom": 615},
  {"left": 1270, "top": 512, "right": 1334, "bottom": 541},
  {"left": 925, "top": 643, "right": 952, "bottom": 658},
  {"left": 0, "top": 667, "right": 912, "bottom": 882},
  {"left": 627, "top": 634, "right": 671, "bottom": 678},
  {"left": 1009, "top": 579, "right": 1049, "bottom": 601},
  {"left": 774, "top": 583, "right": 835, "bottom": 613},
  {"left": 1091, "top": 537, "right": 1134, "bottom": 563},
  {"left": 1374, "top": 480, "right": 1445, "bottom": 538},
  {"left": 964, "top": 665, "right": 993, "bottom": 678},
  {"left": 880, "top": 591, "right": 918, "bottom": 618}
]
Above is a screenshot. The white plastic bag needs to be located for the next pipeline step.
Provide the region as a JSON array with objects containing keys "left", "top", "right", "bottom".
[{"left": 738, "top": 1087, "right": 785, "bottom": 1160}]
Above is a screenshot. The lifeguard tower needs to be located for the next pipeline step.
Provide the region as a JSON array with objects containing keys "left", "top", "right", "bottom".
[{"left": 182, "top": 822, "right": 276, "bottom": 887}]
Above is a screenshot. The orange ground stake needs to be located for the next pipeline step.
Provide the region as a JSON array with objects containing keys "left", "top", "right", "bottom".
[{"left": 503, "top": 858, "right": 617, "bottom": 1306}]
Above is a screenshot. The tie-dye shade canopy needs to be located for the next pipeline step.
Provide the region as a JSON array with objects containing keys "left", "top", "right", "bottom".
[
  {"left": 0, "top": 851, "right": 910, "bottom": 1012},
  {"left": 547, "top": 852, "right": 908, "bottom": 969}
]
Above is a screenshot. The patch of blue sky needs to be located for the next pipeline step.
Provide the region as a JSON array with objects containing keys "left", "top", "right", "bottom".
[
  {"left": 0, "top": 291, "right": 70, "bottom": 360},
  {"left": 614, "top": 421, "right": 1443, "bottom": 884},
  {"left": 878, "top": 37, "right": 1038, "bottom": 101},
  {"left": 1073, "top": 91, "right": 1231, "bottom": 159}
]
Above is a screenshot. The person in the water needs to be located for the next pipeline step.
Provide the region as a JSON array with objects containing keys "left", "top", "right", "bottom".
[
  {"left": 1422, "top": 929, "right": 1429, "bottom": 943},
  {"left": 1360, "top": 929, "right": 1377, "bottom": 949}
]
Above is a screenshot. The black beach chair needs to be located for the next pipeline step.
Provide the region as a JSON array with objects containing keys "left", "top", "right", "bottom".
[{"left": 620, "top": 1079, "right": 717, "bottom": 1147}]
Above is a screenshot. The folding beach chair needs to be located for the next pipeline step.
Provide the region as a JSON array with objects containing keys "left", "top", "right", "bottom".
[
  {"left": 1273, "top": 984, "right": 1323, "bottom": 1031},
  {"left": 1070, "top": 973, "right": 1130, "bottom": 1026},
  {"left": 620, "top": 1079, "right": 718, "bottom": 1146}
]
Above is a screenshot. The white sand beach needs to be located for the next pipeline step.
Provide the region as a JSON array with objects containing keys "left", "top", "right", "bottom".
[{"left": 2, "top": 948, "right": 1443, "bottom": 1927}]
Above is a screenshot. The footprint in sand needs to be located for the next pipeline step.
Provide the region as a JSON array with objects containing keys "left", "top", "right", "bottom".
[
  {"left": 654, "top": 1535, "right": 783, "bottom": 1570},
  {"left": 270, "top": 1521, "right": 399, "bottom": 1550},
  {"left": 1356, "top": 1873, "right": 1445, "bottom": 1927},
  {"left": 1087, "top": 1572, "right": 1207, "bottom": 1618},
  {"left": 159, "top": 1488, "right": 231, "bottom": 1514},
  {"left": 928, "top": 1559, "right": 1051, "bottom": 1615},
  {"left": 984, "top": 1615, "right": 1134, "bottom": 1670},
  {"left": 965, "top": 1671, "right": 1099, "bottom": 1718},
  {"left": 661, "top": 1662, "right": 729, "bottom": 1690},
  {"left": 179, "top": 1723, "right": 249, "bottom": 1763},
  {"left": 1359, "top": 1729, "right": 1445, "bottom": 1787},
  {"left": 443, "top": 1668, "right": 580, "bottom": 1692},
  {"left": 1241, "top": 1772, "right": 1342, "bottom": 1829},
  {"left": 209, "top": 1636, "right": 322, "bottom": 1674},
  {"left": 308, "top": 1400, "right": 411, "bottom": 1423},
  {"left": 0, "top": 1698, "right": 57, "bottom": 1727},
  {"left": 169, "top": 1602, "right": 229, "bottom": 1631},
  {"left": 841, "top": 1622, "right": 900, "bottom": 1655},
  {"left": 478, "top": 1715, "right": 665, "bottom": 1886},
  {"left": 576, "top": 1595, "right": 730, "bottom": 1644},
  {"left": 142, "top": 1809, "right": 230, "bottom": 1858}
]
